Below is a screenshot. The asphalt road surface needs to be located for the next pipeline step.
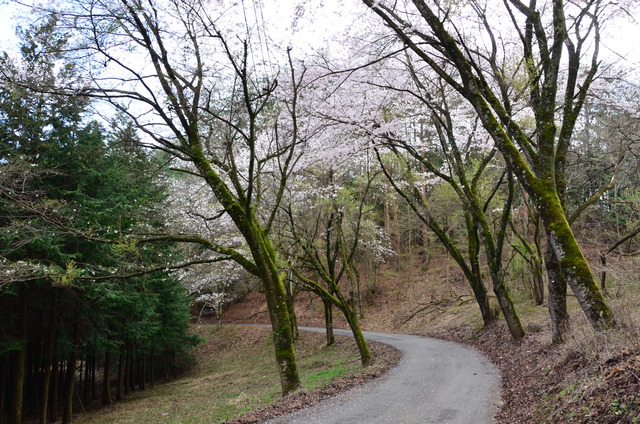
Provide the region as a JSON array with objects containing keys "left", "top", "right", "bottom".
[{"left": 264, "top": 327, "right": 501, "bottom": 424}]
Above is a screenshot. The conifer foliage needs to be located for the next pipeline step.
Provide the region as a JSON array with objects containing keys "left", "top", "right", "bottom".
[{"left": 0, "top": 17, "right": 198, "bottom": 424}]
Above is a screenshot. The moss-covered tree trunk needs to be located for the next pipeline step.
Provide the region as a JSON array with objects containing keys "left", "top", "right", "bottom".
[
  {"left": 243, "top": 220, "right": 300, "bottom": 395},
  {"left": 192, "top": 150, "right": 301, "bottom": 396},
  {"left": 339, "top": 305, "right": 372, "bottom": 366},
  {"left": 258, "top": 265, "right": 300, "bottom": 395},
  {"left": 537, "top": 191, "right": 614, "bottom": 328},
  {"left": 285, "top": 277, "right": 299, "bottom": 342},
  {"left": 465, "top": 215, "right": 496, "bottom": 327},
  {"left": 546, "top": 248, "right": 569, "bottom": 343},
  {"left": 490, "top": 270, "right": 524, "bottom": 339}
]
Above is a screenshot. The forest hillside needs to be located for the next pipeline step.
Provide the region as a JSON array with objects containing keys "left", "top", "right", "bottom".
[{"left": 222, "top": 240, "right": 640, "bottom": 423}]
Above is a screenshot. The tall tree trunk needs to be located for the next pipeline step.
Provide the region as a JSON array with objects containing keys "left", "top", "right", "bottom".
[
  {"left": 546, "top": 248, "right": 569, "bottom": 343},
  {"left": 599, "top": 253, "right": 607, "bottom": 295},
  {"left": 126, "top": 348, "right": 134, "bottom": 393},
  {"left": 27, "top": 330, "right": 41, "bottom": 416},
  {"left": 0, "top": 355, "right": 7, "bottom": 423},
  {"left": 116, "top": 346, "right": 125, "bottom": 401},
  {"left": 77, "top": 359, "right": 83, "bottom": 405},
  {"left": 355, "top": 267, "right": 364, "bottom": 319},
  {"left": 61, "top": 357, "right": 76, "bottom": 424},
  {"left": 49, "top": 359, "right": 60, "bottom": 423},
  {"left": 245, "top": 224, "right": 300, "bottom": 395},
  {"left": 532, "top": 212, "right": 545, "bottom": 305},
  {"left": 150, "top": 350, "right": 155, "bottom": 388},
  {"left": 61, "top": 323, "right": 79, "bottom": 424},
  {"left": 91, "top": 356, "right": 96, "bottom": 401},
  {"left": 193, "top": 149, "right": 301, "bottom": 396},
  {"left": 383, "top": 191, "right": 391, "bottom": 247},
  {"left": 83, "top": 356, "right": 91, "bottom": 404},
  {"left": 323, "top": 299, "right": 335, "bottom": 346},
  {"left": 138, "top": 355, "right": 145, "bottom": 391},
  {"left": 285, "top": 276, "right": 299, "bottom": 342},
  {"left": 102, "top": 352, "right": 112, "bottom": 406},
  {"left": 10, "top": 290, "right": 28, "bottom": 424},
  {"left": 531, "top": 257, "right": 545, "bottom": 306},
  {"left": 391, "top": 199, "right": 401, "bottom": 268},
  {"left": 40, "top": 295, "right": 56, "bottom": 424}
]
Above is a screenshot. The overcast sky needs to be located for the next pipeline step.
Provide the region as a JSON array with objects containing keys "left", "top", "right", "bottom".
[{"left": 0, "top": 1, "right": 638, "bottom": 68}]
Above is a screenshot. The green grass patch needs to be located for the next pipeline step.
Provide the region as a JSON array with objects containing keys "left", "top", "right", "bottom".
[
  {"left": 74, "top": 325, "right": 377, "bottom": 424},
  {"left": 303, "top": 367, "right": 347, "bottom": 389}
]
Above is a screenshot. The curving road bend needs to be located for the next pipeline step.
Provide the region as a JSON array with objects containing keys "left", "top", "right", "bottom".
[{"left": 263, "top": 327, "right": 501, "bottom": 424}]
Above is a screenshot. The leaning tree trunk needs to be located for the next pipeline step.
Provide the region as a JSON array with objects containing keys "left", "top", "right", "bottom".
[
  {"left": 339, "top": 304, "right": 372, "bottom": 366},
  {"left": 491, "top": 271, "right": 525, "bottom": 340},
  {"left": 466, "top": 215, "right": 497, "bottom": 327},
  {"left": 538, "top": 190, "right": 614, "bottom": 329}
]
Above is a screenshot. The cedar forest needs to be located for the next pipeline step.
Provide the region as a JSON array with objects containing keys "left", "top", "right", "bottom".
[{"left": 1, "top": 0, "right": 639, "bottom": 423}]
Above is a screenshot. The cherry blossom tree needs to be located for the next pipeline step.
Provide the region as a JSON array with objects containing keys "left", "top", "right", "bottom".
[
  {"left": 12, "top": 0, "right": 310, "bottom": 394},
  {"left": 362, "top": 0, "right": 618, "bottom": 341}
]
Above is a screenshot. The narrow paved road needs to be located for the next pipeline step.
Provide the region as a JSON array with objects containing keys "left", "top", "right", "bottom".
[{"left": 264, "top": 327, "right": 501, "bottom": 424}]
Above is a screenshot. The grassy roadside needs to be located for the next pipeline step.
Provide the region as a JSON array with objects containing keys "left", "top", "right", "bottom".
[{"left": 74, "top": 325, "right": 398, "bottom": 424}]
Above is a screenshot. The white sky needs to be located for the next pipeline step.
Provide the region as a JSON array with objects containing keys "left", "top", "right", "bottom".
[{"left": 0, "top": 1, "right": 638, "bottom": 69}]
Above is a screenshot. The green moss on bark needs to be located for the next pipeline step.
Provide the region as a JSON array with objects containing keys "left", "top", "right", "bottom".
[{"left": 533, "top": 180, "right": 615, "bottom": 330}]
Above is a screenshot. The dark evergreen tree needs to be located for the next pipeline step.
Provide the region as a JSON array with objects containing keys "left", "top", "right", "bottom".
[{"left": 0, "top": 16, "right": 199, "bottom": 424}]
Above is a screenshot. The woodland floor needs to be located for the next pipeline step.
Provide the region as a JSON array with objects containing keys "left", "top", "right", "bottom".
[{"left": 221, "top": 245, "right": 640, "bottom": 423}]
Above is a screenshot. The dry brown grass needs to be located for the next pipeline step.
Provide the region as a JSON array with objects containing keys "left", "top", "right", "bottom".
[{"left": 73, "top": 325, "right": 397, "bottom": 424}]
